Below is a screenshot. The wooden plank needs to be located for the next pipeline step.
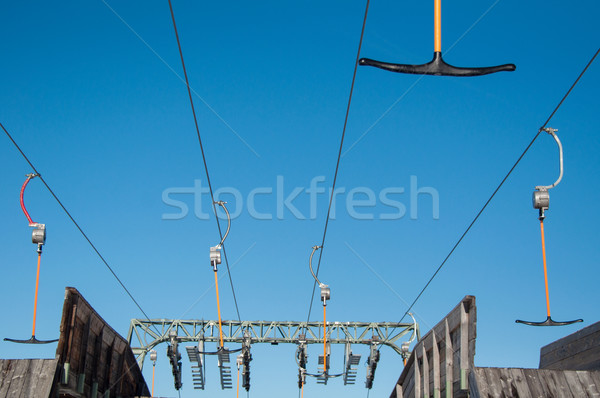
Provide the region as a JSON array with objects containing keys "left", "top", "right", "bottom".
[
  {"left": 422, "top": 344, "right": 430, "bottom": 398},
  {"left": 432, "top": 331, "right": 440, "bottom": 398},
  {"left": 575, "top": 370, "right": 600, "bottom": 396},
  {"left": 444, "top": 319, "right": 453, "bottom": 398},
  {"left": 541, "top": 321, "right": 600, "bottom": 357},
  {"left": 533, "top": 369, "right": 556, "bottom": 397},
  {"left": 540, "top": 321, "right": 600, "bottom": 370},
  {"left": 505, "top": 368, "right": 531, "bottom": 398},
  {"left": 0, "top": 360, "right": 16, "bottom": 397},
  {"left": 467, "top": 368, "right": 481, "bottom": 398},
  {"left": 22, "top": 360, "right": 58, "bottom": 398},
  {"left": 414, "top": 354, "right": 421, "bottom": 398},
  {"left": 6, "top": 359, "right": 30, "bottom": 398},
  {"left": 522, "top": 368, "right": 546, "bottom": 398},
  {"left": 18, "top": 359, "right": 41, "bottom": 398},
  {"left": 483, "top": 368, "right": 505, "bottom": 398},
  {"left": 547, "top": 368, "right": 575, "bottom": 397},
  {"left": 395, "top": 383, "right": 403, "bottom": 398},
  {"left": 563, "top": 370, "right": 587, "bottom": 397}
]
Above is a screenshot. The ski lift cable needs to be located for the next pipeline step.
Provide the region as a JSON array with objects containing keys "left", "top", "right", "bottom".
[
  {"left": 305, "top": 0, "right": 371, "bottom": 327},
  {"left": 167, "top": 0, "right": 241, "bottom": 322},
  {"left": 1, "top": 122, "right": 161, "bottom": 335},
  {"left": 384, "top": 45, "right": 599, "bottom": 342}
]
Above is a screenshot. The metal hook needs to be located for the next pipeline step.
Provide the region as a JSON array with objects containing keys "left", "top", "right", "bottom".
[
  {"left": 214, "top": 201, "right": 231, "bottom": 247},
  {"left": 309, "top": 246, "right": 330, "bottom": 304},
  {"left": 309, "top": 245, "right": 323, "bottom": 286},
  {"left": 535, "top": 128, "right": 563, "bottom": 191}
]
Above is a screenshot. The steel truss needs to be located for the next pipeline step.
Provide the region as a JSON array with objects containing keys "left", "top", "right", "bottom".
[
  {"left": 127, "top": 319, "right": 418, "bottom": 391},
  {"left": 128, "top": 319, "right": 418, "bottom": 367}
]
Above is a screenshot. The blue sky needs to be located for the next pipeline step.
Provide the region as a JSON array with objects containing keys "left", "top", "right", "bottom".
[{"left": 1, "top": 1, "right": 598, "bottom": 397}]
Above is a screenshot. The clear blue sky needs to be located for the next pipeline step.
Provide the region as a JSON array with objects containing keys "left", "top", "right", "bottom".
[{"left": 1, "top": 1, "right": 598, "bottom": 397}]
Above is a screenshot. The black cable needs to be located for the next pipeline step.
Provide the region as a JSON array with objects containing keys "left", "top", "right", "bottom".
[
  {"left": 305, "top": 0, "right": 370, "bottom": 326},
  {"left": 167, "top": 0, "right": 241, "bottom": 322},
  {"left": 1, "top": 121, "right": 159, "bottom": 332},
  {"left": 389, "top": 46, "right": 600, "bottom": 333}
]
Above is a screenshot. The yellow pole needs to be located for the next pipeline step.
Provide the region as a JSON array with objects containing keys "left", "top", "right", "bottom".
[
  {"left": 31, "top": 252, "right": 42, "bottom": 337},
  {"left": 151, "top": 364, "right": 156, "bottom": 397},
  {"left": 214, "top": 270, "right": 224, "bottom": 348},
  {"left": 434, "top": 0, "right": 442, "bottom": 52},
  {"left": 540, "top": 219, "right": 552, "bottom": 317},
  {"left": 236, "top": 364, "right": 240, "bottom": 398},
  {"left": 323, "top": 305, "right": 327, "bottom": 372}
]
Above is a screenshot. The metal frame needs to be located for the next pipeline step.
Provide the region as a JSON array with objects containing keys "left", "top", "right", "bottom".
[{"left": 127, "top": 319, "right": 419, "bottom": 369}]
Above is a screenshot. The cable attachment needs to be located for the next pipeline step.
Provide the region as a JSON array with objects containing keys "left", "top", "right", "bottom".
[
  {"left": 20, "top": 173, "right": 46, "bottom": 246},
  {"left": 210, "top": 245, "right": 221, "bottom": 272},
  {"left": 532, "top": 128, "right": 563, "bottom": 219},
  {"left": 214, "top": 201, "right": 231, "bottom": 247},
  {"left": 309, "top": 245, "right": 330, "bottom": 305},
  {"left": 210, "top": 201, "right": 231, "bottom": 272},
  {"left": 400, "top": 313, "right": 418, "bottom": 365}
]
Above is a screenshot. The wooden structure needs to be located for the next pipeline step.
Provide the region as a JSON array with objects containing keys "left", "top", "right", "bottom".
[
  {"left": 540, "top": 320, "right": 600, "bottom": 371},
  {"left": 390, "top": 296, "right": 600, "bottom": 398},
  {"left": 55, "top": 287, "right": 150, "bottom": 397},
  {"left": 391, "top": 296, "right": 477, "bottom": 398},
  {"left": 0, "top": 359, "right": 59, "bottom": 397},
  {"left": 0, "top": 287, "right": 149, "bottom": 398},
  {"left": 470, "top": 367, "right": 600, "bottom": 397}
]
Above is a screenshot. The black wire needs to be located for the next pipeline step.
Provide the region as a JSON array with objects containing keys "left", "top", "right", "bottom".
[
  {"left": 305, "top": 0, "right": 370, "bottom": 326},
  {"left": 390, "top": 46, "right": 600, "bottom": 332},
  {"left": 167, "top": 0, "right": 241, "bottom": 322},
  {"left": 1, "top": 121, "right": 159, "bottom": 332}
]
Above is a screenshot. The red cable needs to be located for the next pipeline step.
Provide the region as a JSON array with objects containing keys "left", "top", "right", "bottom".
[{"left": 20, "top": 176, "right": 35, "bottom": 225}]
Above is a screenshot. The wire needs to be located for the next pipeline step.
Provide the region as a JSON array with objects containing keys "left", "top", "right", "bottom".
[
  {"left": 1, "top": 121, "right": 159, "bottom": 332},
  {"left": 305, "top": 0, "right": 370, "bottom": 325},
  {"left": 391, "top": 46, "right": 600, "bottom": 329},
  {"left": 167, "top": 0, "right": 242, "bottom": 322}
]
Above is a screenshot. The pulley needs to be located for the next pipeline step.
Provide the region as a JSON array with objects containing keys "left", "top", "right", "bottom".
[
  {"left": 359, "top": 0, "right": 515, "bottom": 76},
  {"left": 516, "top": 128, "right": 583, "bottom": 327}
]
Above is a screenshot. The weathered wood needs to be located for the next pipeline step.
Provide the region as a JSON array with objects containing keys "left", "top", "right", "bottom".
[
  {"left": 54, "top": 287, "right": 149, "bottom": 398},
  {"left": 0, "top": 359, "right": 58, "bottom": 398},
  {"left": 444, "top": 318, "right": 453, "bottom": 398},
  {"left": 470, "top": 367, "right": 600, "bottom": 398},
  {"left": 422, "top": 344, "right": 430, "bottom": 398},
  {"left": 575, "top": 370, "right": 600, "bottom": 396},
  {"left": 390, "top": 296, "right": 476, "bottom": 398},
  {"left": 540, "top": 321, "right": 600, "bottom": 371},
  {"left": 564, "top": 369, "right": 588, "bottom": 397}
]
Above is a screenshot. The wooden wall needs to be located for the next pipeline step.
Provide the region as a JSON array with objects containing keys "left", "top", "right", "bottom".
[
  {"left": 470, "top": 367, "right": 600, "bottom": 397},
  {"left": 540, "top": 321, "right": 600, "bottom": 371},
  {"left": 55, "top": 287, "right": 149, "bottom": 398},
  {"left": 390, "top": 295, "right": 477, "bottom": 398},
  {"left": 0, "top": 359, "right": 59, "bottom": 398}
]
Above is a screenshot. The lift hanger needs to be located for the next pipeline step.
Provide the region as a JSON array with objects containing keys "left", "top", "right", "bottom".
[
  {"left": 359, "top": 0, "right": 515, "bottom": 76},
  {"left": 516, "top": 129, "right": 583, "bottom": 327},
  {"left": 5, "top": 174, "right": 58, "bottom": 344}
]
